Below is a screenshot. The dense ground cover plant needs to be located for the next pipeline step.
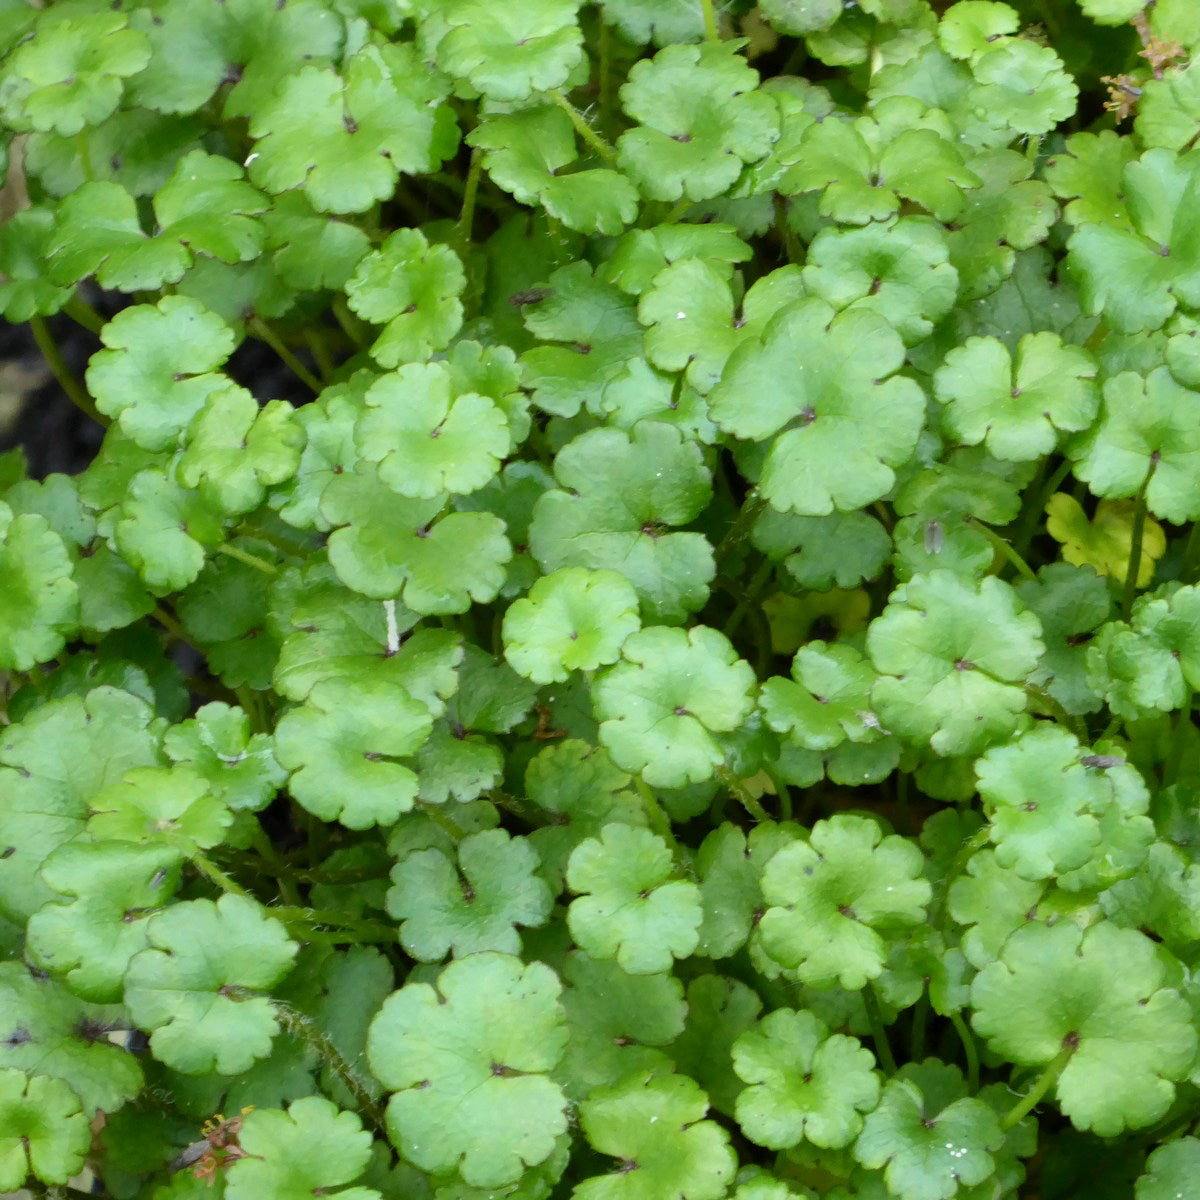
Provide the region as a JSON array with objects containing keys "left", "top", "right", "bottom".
[{"left": 4, "top": 0, "right": 1200, "bottom": 1194}]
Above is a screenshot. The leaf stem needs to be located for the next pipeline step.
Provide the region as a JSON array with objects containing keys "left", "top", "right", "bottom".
[
  {"left": 1166, "top": 688, "right": 1194, "bottom": 785},
  {"left": 724, "top": 558, "right": 773, "bottom": 639},
  {"left": 29, "top": 317, "right": 106, "bottom": 427},
  {"left": 598, "top": 19, "right": 614, "bottom": 140},
  {"left": 862, "top": 986, "right": 897, "bottom": 1075},
  {"left": 217, "top": 542, "right": 279, "bottom": 575},
  {"left": 63, "top": 294, "right": 106, "bottom": 335},
  {"left": 1001, "top": 1042, "right": 1073, "bottom": 1130},
  {"left": 1023, "top": 682, "right": 1087, "bottom": 742},
  {"left": 700, "top": 0, "right": 721, "bottom": 41},
  {"left": 950, "top": 1010, "right": 980, "bottom": 1092},
  {"left": 965, "top": 516, "right": 1037, "bottom": 582},
  {"left": 1012, "top": 456, "right": 1071, "bottom": 560},
  {"left": 1181, "top": 520, "right": 1200, "bottom": 584},
  {"left": 1122, "top": 456, "right": 1159, "bottom": 621},
  {"left": 151, "top": 604, "right": 191, "bottom": 647},
  {"left": 635, "top": 776, "right": 678, "bottom": 847},
  {"left": 909, "top": 995, "right": 928, "bottom": 1062},
  {"left": 247, "top": 317, "right": 322, "bottom": 395},
  {"left": 332, "top": 297, "right": 369, "bottom": 349},
  {"left": 191, "top": 852, "right": 251, "bottom": 897},
  {"left": 714, "top": 487, "right": 768, "bottom": 569},
  {"left": 272, "top": 1000, "right": 387, "bottom": 1137},
  {"left": 456, "top": 148, "right": 484, "bottom": 258},
  {"left": 714, "top": 764, "right": 770, "bottom": 823},
  {"left": 548, "top": 89, "right": 619, "bottom": 164}
]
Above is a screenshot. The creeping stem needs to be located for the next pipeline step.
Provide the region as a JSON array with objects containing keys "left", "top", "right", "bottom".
[{"left": 1122, "top": 455, "right": 1158, "bottom": 621}]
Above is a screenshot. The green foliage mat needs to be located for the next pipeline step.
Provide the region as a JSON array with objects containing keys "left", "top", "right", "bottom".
[{"left": 4, "top": 0, "right": 1200, "bottom": 1197}]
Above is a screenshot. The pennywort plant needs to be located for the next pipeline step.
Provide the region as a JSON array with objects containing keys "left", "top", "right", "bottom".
[{"left": 3, "top": 0, "right": 1200, "bottom": 1196}]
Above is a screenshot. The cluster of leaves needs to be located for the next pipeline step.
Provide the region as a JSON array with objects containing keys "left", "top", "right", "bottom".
[{"left": 5, "top": 0, "right": 1200, "bottom": 1197}]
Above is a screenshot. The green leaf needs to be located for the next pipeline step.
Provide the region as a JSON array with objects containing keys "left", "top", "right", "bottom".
[
  {"left": 87, "top": 762, "right": 232, "bottom": 852},
  {"left": 967, "top": 39, "right": 1077, "bottom": 135},
  {"left": 129, "top": 0, "right": 342, "bottom": 119},
  {"left": 520, "top": 263, "right": 644, "bottom": 418},
  {"left": 27, "top": 840, "right": 180, "bottom": 1003},
  {"left": 976, "top": 724, "right": 1149, "bottom": 881},
  {"left": 710, "top": 299, "right": 925, "bottom": 516},
  {"left": 558, "top": 949, "right": 685, "bottom": 1099},
  {"left": 469, "top": 105, "right": 638, "bottom": 237},
  {"left": 0, "top": 1069, "right": 90, "bottom": 1189},
  {"left": 1044, "top": 130, "right": 1135, "bottom": 229},
  {"left": 503, "top": 567, "right": 641, "bottom": 684},
  {"left": 163, "top": 702, "right": 285, "bottom": 813},
  {"left": 0, "top": 7, "right": 149, "bottom": 135},
  {"left": 934, "top": 333, "right": 1097, "bottom": 460},
  {"left": 937, "top": 2, "right": 1019, "bottom": 60},
  {"left": 852, "top": 1060, "right": 1005, "bottom": 1200},
  {"left": 0, "top": 207, "right": 73, "bottom": 321},
  {"left": 322, "top": 463, "right": 511, "bottom": 608},
  {"left": 640, "top": 259, "right": 804, "bottom": 393},
  {"left": 801, "top": 217, "right": 959, "bottom": 346},
  {"left": 85, "top": 296, "right": 236, "bottom": 451},
  {"left": 617, "top": 40, "right": 779, "bottom": 202},
  {"left": 867, "top": 571, "right": 1044, "bottom": 758},
  {"left": 599, "top": 0, "right": 706, "bottom": 45},
  {"left": 274, "top": 677, "right": 432, "bottom": 828},
  {"left": 0, "top": 961, "right": 143, "bottom": 1115},
  {"left": 1135, "top": 1138, "right": 1200, "bottom": 1200},
  {"left": 592, "top": 625, "right": 756, "bottom": 787},
  {"left": 430, "top": 0, "right": 583, "bottom": 101},
  {"left": 0, "top": 501, "right": 77, "bottom": 672},
  {"left": 387, "top": 828, "right": 553, "bottom": 959},
  {"left": 525, "top": 740, "right": 646, "bottom": 892},
  {"left": 345, "top": 230, "right": 466, "bottom": 369},
  {"left": 124, "top": 894, "right": 298, "bottom": 1075},
  {"left": 177, "top": 388, "right": 304, "bottom": 517},
  {"left": 757, "top": 813, "right": 931, "bottom": 989},
  {"left": 780, "top": 99, "right": 980, "bottom": 224},
  {"left": 971, "top": 922, "right": 1198, "bottom": 1135},
  {"left": 248, "top": 43, "right": 459, "bottom": 214},
  {"left": 0, "top": 687, "right": 163, "bottom": 924},
  {"left": 1067, "top": 148, "right": 1200, "bottom": 333},
  {"left": 355, "top": 362, "right": 507, "bottom": 497},
  {"left": 528, "top": 422, "right": 714, "bottom": 623},
  {"left": 732, "top": 1008, "right": 880, "bottom": 1150},
  {"left": 49, "top": 151, "right": 269, "bottom": 291},
  {"left": 366, "top": 952, "right": 569, "bottom": 1186},
  {"left": 574, "top": 1066, "right": 737, "bottom": 1200},
  {"left": 225, "top": 1096, "right": 379, "bottom": 1200},
  {"left": 566, "top": 823, "right": 702, "bottom": 972},
  {"left": 114, "top": 468, "right": 225, "bottom": 594},
  {"left": 1070, "top": 367, "right": 1200, "bottom": 523}
]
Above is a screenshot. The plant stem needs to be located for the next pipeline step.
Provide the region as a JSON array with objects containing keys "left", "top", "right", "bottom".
[
  {"left": 950, "top": 1010, "right": 980, "bottom": 1092},
  {"left": 29, "top": 317, "right": 106, "bottom": 427},
  {"left": 303, "top": 326, "right": 336, "bottom": 382},
  {"left": 1023, "top": 682, "right": 1087, "bottom": 742},
  {"left": 1181, "top": 520, "right": 1200, "bottom": 584},
  {"left": 217, "top": 542, "right": 278, "bottom": 575},
  {"left": 1122, "top": 456, "right": 1158, "bottom": 621},
  {"left": 247, "top": 317, "right": 322, "bottom": 395},
  {"left": 1166, "top": 688, "right": 1193, "bottom": 784},
  {"left": 636, "top": 776, "right": 678, "bottom": 847},
  {"left": 909, "top": 995, "right": 928, "bottom": 1062},
  {"left": 1002, "top": 1043, "right": 1074, "bottom": 1130},
  {"left": 714, "top": 487, "right": 767, "bottom": 569},
  {"left": 272, "top": 1000, "right": 387, "bottom": 1136},
  {"left": 724, "top": 558, "right": 773, "bottom": 639},
  {"left": 151, "top": 604, "right": 191, "bottom": 646},
  {"left": 63, "top": 294, "right": 106, "bottom": 335},
  {"left": 191, "top": 852, "right": 251, "bottom": 897},
  {"left": 862, "top": 986, "right": 897, "bottom": 1075},
  {"left": 548, "top": 89, "right": 618, "bottom": 164},
  {"left": 700, "top": 0, "right": 721, "bottom": 41},
  {"left": 332, "top": 297, "right": 369, "bottom": 348},
  {"left": 456, "top": 148, "right": 483, "bottom": 258},
  {"left": 966, "top": 517, "right": 1037, "bottom": 582},
  {"left": 1011, "top": 455, "right": 1069, "bottom": 559},
  {"left": 598, "top": 19, "right": 614, "bottom": 140},
  {"left": 714, "top": 764, "right": 770, "bottom": 823}
]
